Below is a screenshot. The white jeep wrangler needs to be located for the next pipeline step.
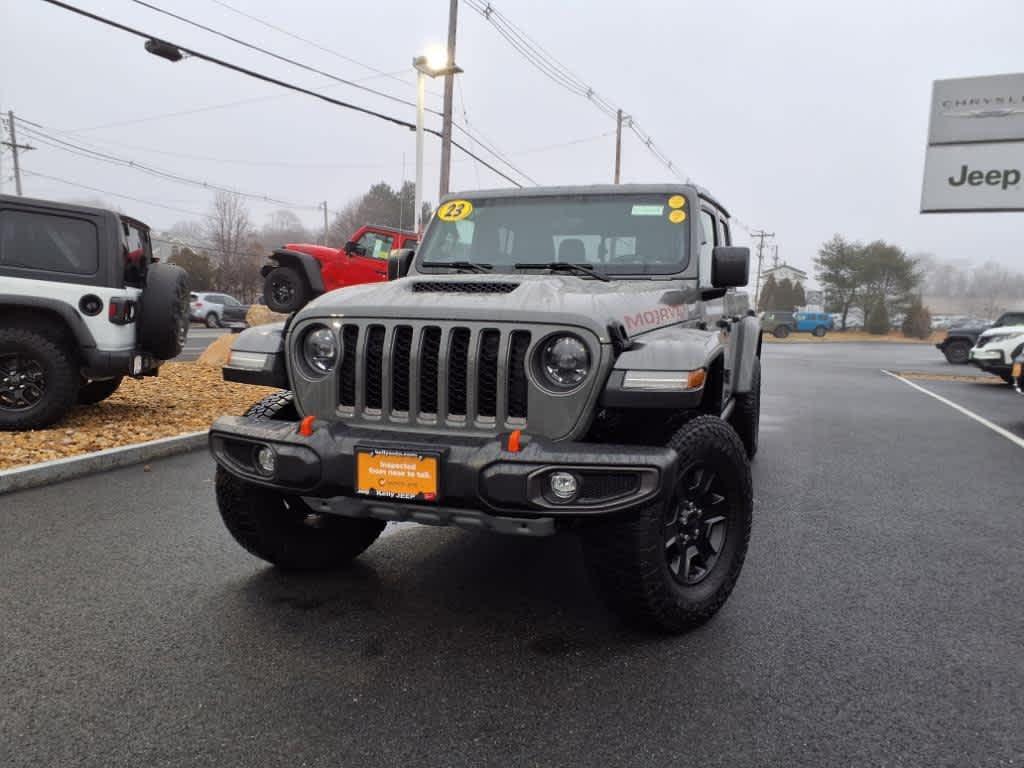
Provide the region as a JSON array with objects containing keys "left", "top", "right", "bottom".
[{"left": 0, "top": 194, "right": 190, "bottom": 429}]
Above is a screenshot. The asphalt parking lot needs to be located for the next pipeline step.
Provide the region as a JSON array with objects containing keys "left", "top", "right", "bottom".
[
  {"left": 176, "top": 326, "right": 233, "bottom": 362},
  {"left": 2, "top": 343, "right": 1021, "bottom": 768}
]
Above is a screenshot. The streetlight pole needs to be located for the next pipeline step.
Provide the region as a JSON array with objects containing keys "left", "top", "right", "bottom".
[
  {"left": 415, "top": 67, "right": 426, "bottom": 234},
  {"left": 413, "top": 54, "right": 463, "bottom": 235}
]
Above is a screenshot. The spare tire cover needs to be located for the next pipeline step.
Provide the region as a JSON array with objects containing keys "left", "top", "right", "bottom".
[{"left": 138, "top": 263, "right": 190, "bottom": 360}]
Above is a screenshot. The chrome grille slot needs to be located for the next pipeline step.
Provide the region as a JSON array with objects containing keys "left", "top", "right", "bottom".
[{"left": 333, "top": 320, "right": 539, "bottom": 431}]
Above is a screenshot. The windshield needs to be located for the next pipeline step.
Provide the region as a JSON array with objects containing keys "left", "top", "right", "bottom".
[{"left": 417, "top": 194, "right": 690, "bottom": 276}]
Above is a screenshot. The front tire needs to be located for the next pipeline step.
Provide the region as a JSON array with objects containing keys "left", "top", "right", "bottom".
[
  {"left": 78, "top": 376, "right": 123, "bottom": 405},
  {"left": 813, "top": 326, "right": 827, "bottom": 337},
  {"left": 205, "top": 312, "right": 220, "bottom": 329},
  {"left": 264, "top": 266, "right": 311, "bottom": 314},
  {"left": 0, "top": 328, "right": 78, "bottom": 430},
  {"left": 773, "top": 325, "right": 790, "bottom": 339},
  {"left": 582, "top": 415, "right": 753, "bottom": 633},
  {"left": 943, "top": 340, "right": 971, "bottom": 365},
  {"left": 729, "top": 358, "right": 761, "bottom": 458},
  {"left": 215, "top": 391, "right": 385, "bottom": 570}
]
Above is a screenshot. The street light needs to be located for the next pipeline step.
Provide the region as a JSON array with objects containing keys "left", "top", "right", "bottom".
[{"left": 412, "top": 52, "right": 463, "bottom": 234}]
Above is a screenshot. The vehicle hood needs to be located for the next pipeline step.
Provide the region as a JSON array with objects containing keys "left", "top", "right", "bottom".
[
  {"left": 297, "top": 274, "right": 701, "bottom": 342},
  {"left": 978, "top": 324, "right": 1024, "bottom": 340}
]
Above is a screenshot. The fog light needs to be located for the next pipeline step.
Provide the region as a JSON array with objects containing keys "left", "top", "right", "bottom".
[
  {"left": 254, "top": 445, "right": 277, "bottom": 476},
  {"left": 549, "top": 471, "right": 578, "bottom": 500}
]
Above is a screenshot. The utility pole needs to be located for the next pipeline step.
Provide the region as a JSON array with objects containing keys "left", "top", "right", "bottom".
[
  {"left": 614, "top": 109, "right": 624, "bottom": 184},
  {"left": 4, "top": 111, "right": 34, "bottom": 197},
  {"left": 438, "top": 0, "right": 459, "bottom": 198},
  {"left": 771, "top": 244, "right": 780, "bottom": 269},
  {"left": 321, "top": 201, "right": 328, "bottom": 246},
  {"left": 750, "top": 230, "right": 775, "bottom": 309}
]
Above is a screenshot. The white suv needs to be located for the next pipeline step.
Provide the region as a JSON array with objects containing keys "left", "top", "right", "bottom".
[
  {"left": 969, "top": 325, "right": 1024, "bottom": 383},
  {"left": 0, "top": 194, "right": 189, "bottom": 429}
]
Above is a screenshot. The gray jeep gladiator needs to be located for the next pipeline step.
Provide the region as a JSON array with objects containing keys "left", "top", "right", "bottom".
[{"left": 210, "top": 184, "right": 761, "bottom": 633}]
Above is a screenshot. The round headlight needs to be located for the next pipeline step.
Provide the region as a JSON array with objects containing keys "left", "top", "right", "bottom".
[
  {"left": 302, "top": 326, "right": 338, "bottom": 375},
  {"left": 539, "top": 335, "right": 590, "bottom": 390}
]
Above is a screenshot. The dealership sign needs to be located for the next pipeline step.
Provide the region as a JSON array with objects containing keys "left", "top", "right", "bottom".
[{"left": 921, "top": 72, "right": 1024, "bottom": 213}]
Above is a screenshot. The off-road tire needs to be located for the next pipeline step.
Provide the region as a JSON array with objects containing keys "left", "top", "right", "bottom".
[
  {"left": 0, "top": 327, "right": 78, "bottom": 430},
  {"left": 205, "top": 312, "right": 220, "bottom": 329},
  {"left": 813, "top": 326, "right": 827, "bottom": 337},
  {"left": 138, "top": 263, "right": 190, "bottom": 359},
  {"left": 77, "top": 376, "right": 123, "bottom": 405},
  {"left": 264, "top": 266, "right": 311, "bottom": 314},
  {"left": 943, "top": 339, "right": 971, "bottom": 365},
  {"left": 729, "top": 358, "right": 761, "bottom": 459},
  {"left": 215, "top": 391, "right": 385, "bottom": 570},
  {"left": 773, "top": 325, "right": 790, "bottom": 339},
  {"left": 581, "top": 415, "right": 753, "bottom": 633}
]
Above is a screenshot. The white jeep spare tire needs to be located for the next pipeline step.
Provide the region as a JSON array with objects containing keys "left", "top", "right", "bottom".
[{"left": 138, "top": 263, "right": 190, "bottom": 360}]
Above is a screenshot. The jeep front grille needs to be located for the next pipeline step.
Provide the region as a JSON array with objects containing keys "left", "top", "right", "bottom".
[{"left": 335, "top": 322, "right": 531, "bottom": 428}]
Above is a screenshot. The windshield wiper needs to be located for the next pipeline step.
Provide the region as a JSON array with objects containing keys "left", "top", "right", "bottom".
[
  {"left": 513, "top": 262, "right": 610, "bottom": 282},
  {"left": 420, "top": 260, "right": 493, "bottom": 273}
]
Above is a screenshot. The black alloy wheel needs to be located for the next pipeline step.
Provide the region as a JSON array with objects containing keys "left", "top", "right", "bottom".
[
  {"left": 270, "top": 275, "right": 295, "bottom": 307},
  {"left": 0, "top": 353, "right": 46, "bottom": 411},
  {"left": 663, "top": 462, "right": 729, "bottom": 585}
]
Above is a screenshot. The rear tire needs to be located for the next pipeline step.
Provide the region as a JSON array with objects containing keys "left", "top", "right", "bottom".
[
  {"left": 264, "top": 266, "right": 311, "bottom": 314},
  {"left": 581, "top": 415, "right": 753, "bottom": 633},
  {"left": 77, "top": 376, "right": 123, "bottom": 405},
  {"left": 773, "top": 325, "right": 790, "bottom": 339},
  {"left": 943, "top": 339, "right": 971, "bottom": 365},
  {"left": 138, "top": 263, "right": 190, "bottom": 360},
  {"left": 729, "top": 358, "right": 761, "bottom": 459},
  {"left": 0, "top": 327, "right": 78, "bottom": 430},
  {"left": 215, "top": 391, "right": 385, "bottom": 570}
]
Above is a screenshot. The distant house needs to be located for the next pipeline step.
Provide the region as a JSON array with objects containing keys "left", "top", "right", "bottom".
[{"left": 760, "top": 263, "right": 808, "bottom": 287}]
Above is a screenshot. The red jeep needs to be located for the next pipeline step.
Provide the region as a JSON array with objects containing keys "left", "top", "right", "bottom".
[{"left": 261, "top": 224, "right": 418, "bottom": 313}]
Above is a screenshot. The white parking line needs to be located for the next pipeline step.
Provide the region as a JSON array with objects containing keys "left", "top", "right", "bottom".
[{"left": 881, "top": 369, "right": 1024, "bottom": 450}]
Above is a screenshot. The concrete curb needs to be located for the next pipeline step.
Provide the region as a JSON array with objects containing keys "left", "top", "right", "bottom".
[{"left": 0, "top": 431, "right": 208, "bottom": 495}]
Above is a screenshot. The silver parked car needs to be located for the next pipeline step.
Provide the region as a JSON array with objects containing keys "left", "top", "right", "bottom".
[{"left": 189, "top": 292, "right": 249, "bottom": 328}]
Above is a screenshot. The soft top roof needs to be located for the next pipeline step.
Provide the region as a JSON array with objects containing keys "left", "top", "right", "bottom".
[{"left": 439, "top": 183, "right": 730, "bottom": 218}]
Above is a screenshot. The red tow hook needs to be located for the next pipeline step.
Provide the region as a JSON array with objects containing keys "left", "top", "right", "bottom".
[
  {"left": 506, "top": 429, "right": 523, "bottom": 453},
  {"left": 298, "top": 415, "right": 316, "bottom": 437}
]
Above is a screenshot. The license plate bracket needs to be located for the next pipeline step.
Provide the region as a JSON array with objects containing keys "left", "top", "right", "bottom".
[{"left": 355, "top": 447, "right": 440, "bottom": 502}]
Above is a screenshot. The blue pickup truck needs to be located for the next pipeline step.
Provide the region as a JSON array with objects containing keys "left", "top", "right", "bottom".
[{"left": 762, "top": 310, "right": 834, "bottom": 338}]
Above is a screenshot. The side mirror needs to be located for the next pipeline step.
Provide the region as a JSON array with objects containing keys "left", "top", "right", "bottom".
[
  {"left": 711, "top": 246, "right": 750, "bottom": 288},
  {"left": 344, "top": 240, "right": 366, "bottom": 256},
  {"left": 387, "top": 249, "right": 414, "bottom": 280}
]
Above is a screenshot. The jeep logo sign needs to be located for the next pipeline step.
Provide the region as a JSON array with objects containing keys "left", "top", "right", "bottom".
[
  {"left": 921, "top": 143, "right": 1024, "bottom": 212},
  {"left": 922, "top": 73, "right": 1024, "bottom": 213}
]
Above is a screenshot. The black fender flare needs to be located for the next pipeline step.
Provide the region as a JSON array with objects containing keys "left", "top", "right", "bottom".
[
  {"left": 0, "top": 294, "right": 97, "bottom": 349},
  {"left": 261, "top": 249, "right": 325, "bottom": 294}
]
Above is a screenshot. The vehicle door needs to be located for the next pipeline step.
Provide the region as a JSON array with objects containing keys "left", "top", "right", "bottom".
[{"left": 342, "top": 228, "right": 392, "bottom": 287}]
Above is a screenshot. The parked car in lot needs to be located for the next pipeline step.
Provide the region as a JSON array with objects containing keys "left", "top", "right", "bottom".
[
  {"left": 190, "top": 292, "right": 249, "bottom": 328},
  {"left": 761, "top": 310, "right": 833, "bottom": 337},
  {"left": 0, "top": 193, "right": 188, "bottom": 429},
  {"left": 937, "top": 310, "right": 1024, "bottom": 364},
  {"left": 761, "top": 310, "right": 795, "bottom": 337},
  {"left": 968, "top": 324, "right": 1024, "bottom": 383},
  {"left": 1012, "top": 351, "right": 1023, "bottom": 394},
  {"left": 212, "top": 184, "right": 761, "bottom": 633},
  {"left": 261, "top": 224, "right": 419, "bottom": 314}
]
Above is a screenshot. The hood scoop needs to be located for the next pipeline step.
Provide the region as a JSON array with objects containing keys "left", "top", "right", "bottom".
[{"left": 411, "top": 281, "right": 520, "bottom": 294}]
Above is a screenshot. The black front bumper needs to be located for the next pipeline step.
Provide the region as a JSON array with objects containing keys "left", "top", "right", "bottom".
[{"left": 209, "top": 416, "right": 676, "bottom": 531}]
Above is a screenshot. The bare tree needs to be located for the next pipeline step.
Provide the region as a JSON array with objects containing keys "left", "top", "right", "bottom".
[{"left": 205, "top": 191, "right": 259, "bottom": 300}]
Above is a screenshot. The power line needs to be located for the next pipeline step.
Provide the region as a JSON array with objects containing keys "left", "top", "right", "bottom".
[
  {"left": 128, "top": 0, "right": 430, "bottom": 114},
  {"left": 16, "top": 121, "right": 321, "bottom": 210},
  {"left": 36, "top": 0, "right": 528, "bottom": 188},
  {"left": 20, "top": 169, "right": 208, "bottom": 217},
  {"left": 204, "top": 0, "right": 426, "bottom": 92},
  {"left": 127, "top": 0, "right": 535, "bottom": 184}
]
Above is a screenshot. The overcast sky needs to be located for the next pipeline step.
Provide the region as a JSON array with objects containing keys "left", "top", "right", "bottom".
[{"left": 2, "top": 0, "right": 1022, "bottom": 284}]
